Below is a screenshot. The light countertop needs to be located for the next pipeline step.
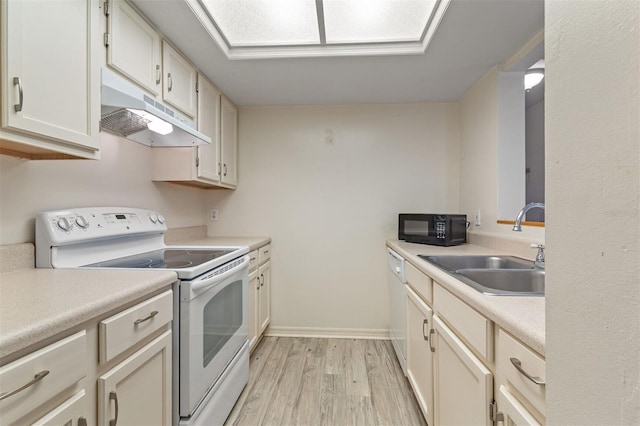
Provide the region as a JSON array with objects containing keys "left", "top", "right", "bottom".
[
  {"left": 170, "top": 236, "right": 271, "bottom": 252},
  {"left": 387, "top": 239, "right": 545, "bottom": 356},
  {"left": 0, "top": 268, "right": 176, "bottom": 360}
]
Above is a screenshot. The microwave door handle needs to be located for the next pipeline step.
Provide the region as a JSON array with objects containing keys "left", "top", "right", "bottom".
[{"left": 190, "top": 255, "right": 250, "bottom": 294}]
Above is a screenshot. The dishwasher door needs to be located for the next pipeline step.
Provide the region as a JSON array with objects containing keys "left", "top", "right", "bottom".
[{"left": 387, "top": 248, "right": 407, "bottom": 375}]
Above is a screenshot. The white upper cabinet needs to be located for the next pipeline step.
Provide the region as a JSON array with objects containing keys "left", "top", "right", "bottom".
[
  {"left": 0, "top": 0, "right": 100, "bottom": 159},
  {"left": 196, "top": 74, "right": 222, "bottom": 183},
  {"left": 220, "top": 95, "right": 238, "bottom": 187},
  {"left": 162, "top": 41, "right": 197, "bottom": 118},
  {"left": 106, "top": 0, "right": 162, "bottom": 96}
]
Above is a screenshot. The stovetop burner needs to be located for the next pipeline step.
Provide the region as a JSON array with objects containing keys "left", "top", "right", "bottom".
[{"left": 83, "top": 248, "right": 237, "bottom": 270}]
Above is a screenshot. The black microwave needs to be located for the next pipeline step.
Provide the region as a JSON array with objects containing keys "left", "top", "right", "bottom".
[{"left": 398, "top": 213, "right": 468, "bottom": 246}]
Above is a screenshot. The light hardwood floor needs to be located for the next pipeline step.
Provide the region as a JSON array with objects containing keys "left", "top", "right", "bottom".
[{"left": 226, "top": 337, "right": 427, "bottom": 426}]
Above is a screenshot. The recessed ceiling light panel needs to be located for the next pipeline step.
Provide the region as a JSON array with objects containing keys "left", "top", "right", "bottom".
[
  {"left": 202, "top": 0, "right": 320, "bottom": 46},
  {"left": 323, "top": 0, "right": 438, "bottom": 44}
]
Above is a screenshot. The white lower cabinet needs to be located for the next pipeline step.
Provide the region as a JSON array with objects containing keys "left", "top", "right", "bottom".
[
  {"left": 249, "top": 243, "right": 271, "bottom": 352},
  {"left": 433, "top": 315, "right": 493, "bottom": 426},
  {"left": 405, "top": 285, "right": 434, "bottom": 426},
  {"left": 98, "top": 330, "right": 172, "bottom": 426},
  {"left": 398, "top": 254, "right": 547, "bottom": 426},
  {"left": 0, "top": 287, "right": 173, "bottom": 426}
]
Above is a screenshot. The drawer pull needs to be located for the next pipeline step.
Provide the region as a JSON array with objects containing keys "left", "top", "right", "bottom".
[
  {"left": 134, "top": 310, "right": 158, "bottom": 325},
  {"left": 0, "top": 370, "right": 49, "bottom": 401},
  {"left": 155, "top": 65, "right": 161, "bottom": 84},
  {"left": 429, "top": 329, "right": 435, "bottom": 352},
  {"left": 109, "top": 391, "right": 119, "bottom": 426},
  {"left": 510, "top": 357, "right": 545, "bottom": 386}
]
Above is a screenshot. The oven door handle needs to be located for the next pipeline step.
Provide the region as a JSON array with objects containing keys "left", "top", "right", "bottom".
[{"left": 190, "top": 255, "right": 250, "bottom": 295}]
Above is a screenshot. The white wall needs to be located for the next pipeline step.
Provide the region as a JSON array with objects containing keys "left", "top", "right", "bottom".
[
  {"left": 0, "top": 133, "right": 207, "bottom": 244},
  {"left": 546, "top": 0, "right": 639, "bottom": 423},
  {"left": 205, "top": 103, "right": 460, "bottom": 335}
]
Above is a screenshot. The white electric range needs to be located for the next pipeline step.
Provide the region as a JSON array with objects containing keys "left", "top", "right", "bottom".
[{"left": 35, "top": 207, "right": 249, "bottom": 426}]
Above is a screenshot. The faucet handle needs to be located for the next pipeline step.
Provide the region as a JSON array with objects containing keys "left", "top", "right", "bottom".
[{"left": 530, "top": 244, "right": 545, "bottom": 267}]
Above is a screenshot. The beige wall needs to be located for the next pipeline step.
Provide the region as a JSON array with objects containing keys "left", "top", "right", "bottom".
[
  {"left": 205, "top": 103, "right": 460, "bottom": 335},
  {"left": 546, "top": 0, "right": 640, "bottom": 423},
  {"left": 0, "top": 132, "right": 207, "bottom": 244},
  {"left": 459, "top": 67, "right": 544, "bottom": 241}
]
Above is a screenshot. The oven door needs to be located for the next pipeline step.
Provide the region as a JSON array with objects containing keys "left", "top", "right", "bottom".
[{"left": 179, "top": 255, "right": 249, "bottom": 417}]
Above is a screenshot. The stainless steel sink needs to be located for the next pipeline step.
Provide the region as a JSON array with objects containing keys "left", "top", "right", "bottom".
[
  {"left": 419, "top": 255, "right": 534, "bottom": 271},
  {"left": 455, "top": 269, "right": 545, "bottom": 296},
  {"left": 419, "top": 255, "right": 544, "bottom": 296}
]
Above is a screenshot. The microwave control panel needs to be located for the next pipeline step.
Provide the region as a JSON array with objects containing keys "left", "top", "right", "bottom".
[{"left": 435, "top": 221, "right": 446, "bottom": 239}]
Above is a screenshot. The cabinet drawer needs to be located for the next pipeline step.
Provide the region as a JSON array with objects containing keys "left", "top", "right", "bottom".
[
  {"left": 258, "top": 244, "right": 271, "bottom": 264},
  {"left": 0, "top": 331, "right": 87, "bottom": 425},
  {"left": 32, "top": 389, "right": 87, "bottom": 426},
  {"left": 497, "top": 329, "right": 546, "bottom": 416},
  {"left": 249, "top": 250, "right": 259, "bottom": 271},
  {"left": 100, "top": 290, "right": 173, "bottom": 363},
  {"left": 434, "top": 284, "right": 493, "bottom": 361},
  {"left": 406, "top": 261, "right": 432, "bottom": 304}
]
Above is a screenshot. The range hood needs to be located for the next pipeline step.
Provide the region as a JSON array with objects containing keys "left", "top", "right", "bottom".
[{"left": 100, "top": 68, "right": 211, "bottom": 147}]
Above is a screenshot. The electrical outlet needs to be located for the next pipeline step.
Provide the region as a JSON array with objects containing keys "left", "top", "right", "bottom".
[
  {"left": 475, "top": 209, "right": 481, "bottom": 226},
  {"left": 210, "top": 208, "right": 219, "bottom": 222}
]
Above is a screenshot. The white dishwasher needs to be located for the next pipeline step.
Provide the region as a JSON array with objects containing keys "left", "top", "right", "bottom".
[{"left": 387, "top": 248, "right": 407, "bottom": 375}]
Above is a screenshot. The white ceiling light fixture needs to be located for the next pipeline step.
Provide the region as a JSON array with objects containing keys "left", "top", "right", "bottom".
[
  {"left": 524, "top": 59, "right": 545, "bottom": 92},
  {"left": 188, "top": 0, "right": 451, "bottom": 59},
  {"left": 524, "top": 69, "right": 544, "bottom": 92}
]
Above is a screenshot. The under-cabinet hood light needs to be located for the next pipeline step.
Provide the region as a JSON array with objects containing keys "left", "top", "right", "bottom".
[
  {"left": 126, "top": 109, "right": 174, "bottom": 135},
  {"left": 100, "top": 68, "right": 211, "bottom": 147}
]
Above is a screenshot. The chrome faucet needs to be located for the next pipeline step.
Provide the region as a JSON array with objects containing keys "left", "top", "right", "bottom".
[{"left": 512, "top": 202, "right": 545, "bottom": 231}]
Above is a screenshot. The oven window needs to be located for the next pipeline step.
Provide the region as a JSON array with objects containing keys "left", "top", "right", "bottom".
[{"left": 202, "top": 279, "right": 243, "bottom": 367}]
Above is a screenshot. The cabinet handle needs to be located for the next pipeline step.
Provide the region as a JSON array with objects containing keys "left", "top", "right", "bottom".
[
  {"left": 167, "top": 73, "right": 173, "bottom": 92},
  {"left": 510, "top": 357, "right": 545, "bottom": 386},
  {"left": 264, "top": 250, "right": 270, "bottom": 254},
  {"left": 260, "top": 273, "right": 264, "bottom": 287},
  {"left": 217, "top": 162, "right": 222, "bottom": 176},
  {"left": 428, "top": 329, "right": 435, "bottom": 352},
  {"left": 109, "top": 391, "right": 119, "bottom": 426},
  {"left": 156, "top": 65, "right": 161, "bottom": 84},
  {"left": 0, "top": 370, "right": 49, "bottom": 401},
  {"left": 223, "top": 164, "right": 227, "bottom": 176},
  {"left": 134, "top": 310, "right": 158, "bottom": 325},
  {"left": 13, "top": 77, "right": 23, "bottom": 112},
  {"left": 422, "top": 319, "right": 428, "bottom": 340}
]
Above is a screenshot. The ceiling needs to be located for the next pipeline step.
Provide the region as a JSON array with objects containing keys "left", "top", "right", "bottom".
[{"left": 130, "top": 0, "right": 544, "bottom": 106}]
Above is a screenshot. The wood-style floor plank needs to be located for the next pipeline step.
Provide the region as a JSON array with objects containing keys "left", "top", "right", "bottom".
[{"left": 226, "top": 337, "right": 426, "bottom": 426}]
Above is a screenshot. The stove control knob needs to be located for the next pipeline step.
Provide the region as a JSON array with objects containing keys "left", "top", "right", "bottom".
[
  {"left": 149, "top": 213, "right": 158, "bottom": 224},
  {"left": 57, "top": 217, "right": 72, "bottom": 232},
  {"left": 75, "top": 215, "right": 89, "bottom": 229},
  {"left": 157, "top": 214, "right": 165, "bottom": 224}
]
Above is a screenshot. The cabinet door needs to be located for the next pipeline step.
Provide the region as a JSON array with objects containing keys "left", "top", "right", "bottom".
[
  {"left": 2, "top": 0, "right": 99, "bottom": 151},
  {"left": 434, "top": 315, "right": 493, "bottom": 426},
  {"left": 406, "top": 286, "right": 434, "bottom": 426},
  {"left": 196, "top": 74, "right": 221, "bottom": 183},
  {"left": 248, "top": 268, "right": 259, "bottom": 351},
  {"left": 497, "top": 385, "right": 541, "bottom": 426},
  {"left": 220, "top": 95, "right": 238, "bottom": 187},
  {"left": 258, "top": 261, "right": 271, "bottom": 335},
  {"left": 107, "top": 0, "right": 162, "bottom": 95},
  {"left": 98, "top": 331, "right": 172, "bottom": 426},
  {"left": 32, "top": 390, "right": 87, "bottom": 426},
  {"left": 162, "top": 41, "right": 196, "bottom": 118}
]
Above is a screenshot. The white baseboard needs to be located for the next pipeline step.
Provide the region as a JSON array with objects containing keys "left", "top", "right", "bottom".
[{"left": 264, "top": 326, "right": 390, "bottom": 340}]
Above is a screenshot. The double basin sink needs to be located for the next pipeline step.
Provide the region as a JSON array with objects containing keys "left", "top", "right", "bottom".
[{"left": 419, "top": 255, "right": 544, "bottom": 296}]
